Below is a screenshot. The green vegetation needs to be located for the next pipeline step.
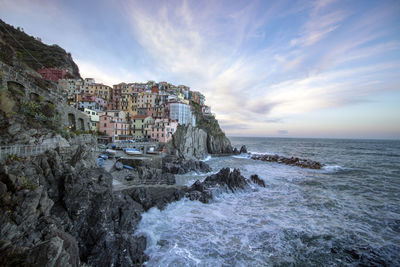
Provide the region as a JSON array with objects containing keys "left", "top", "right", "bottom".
[
  {"left": 191, "top": 101, "right": 225, "bottom": 137},
  {"left": 0, "top": 19, "right": 81, "bottom": 78},
  {"left": 5, "top": 154, "right": 23, "bottom": 163},
  {"left": 19, "top": 100, "right": 61, "bottom": 131},
  {"left": 18, "top": 176, "right": 38, "bottom": 191}
]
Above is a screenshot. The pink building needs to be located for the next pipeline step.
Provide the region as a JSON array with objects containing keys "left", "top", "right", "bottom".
[
  {"left": 150, "top": 119, "right": 178, "bottom": 143},
  {"left": 37, "top": 68, "right": 68, "bottom": 82},
  {"left": 98, "top": 110, "right": 130, "bottom": 141}
]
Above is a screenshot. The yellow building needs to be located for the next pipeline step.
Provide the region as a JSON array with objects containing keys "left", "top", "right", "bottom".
[
  {"left": 137, "top": 92, "right": 156, "bottom": 109},
  {"left": 130, "top": 115, "right": 154, "bottom": 140},
  {"left": 88, "top": 83, "right": 111, "bottom": 101}
]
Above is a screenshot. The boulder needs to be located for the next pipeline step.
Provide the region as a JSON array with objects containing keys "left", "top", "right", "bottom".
[
  {"left": 185, "top": 168, "right": 248, "bottom": 203},
  {"left": 250, "top": 174, "right": 265, "bottom": 187},
  {"left": 239, "top": 145, "right": 248, "bottom": 154},
  {"left": 162, "top": 156, "right": 212, "bottom": 174}
]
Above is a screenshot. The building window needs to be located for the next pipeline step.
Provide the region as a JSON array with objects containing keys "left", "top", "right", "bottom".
[{"left": 104, "top": 123, "right": 107, "bottom": 127}]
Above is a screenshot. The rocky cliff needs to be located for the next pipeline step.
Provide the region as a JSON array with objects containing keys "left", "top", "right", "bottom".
[
  {"left": 168, "top": 123, "right": 233, "bottom": 160},
  {"left": 0, "top": 144, "right": 188, "bottom": 266},
  {"left": 0, "top": 19, "right": 80, "bottom": 78}
]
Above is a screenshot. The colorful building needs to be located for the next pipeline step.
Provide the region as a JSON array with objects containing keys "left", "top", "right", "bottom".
[
  {"left": 150, "top": 119, "right": 178, "bottom": 143},
  {"left": 37, "top": 68, "right": 68, "bottom": 82},
  {"left": 84, "top": 108, "right": 99, "bottom": 131},
  {"left": 169, "top": 102, "right": 192, "bottom": 125},
  {"left": 131, "top": 115, "right": 154, "bottom": 140},
  {"left": 98, "top": 110, "right": 130, "bottom": 141}
]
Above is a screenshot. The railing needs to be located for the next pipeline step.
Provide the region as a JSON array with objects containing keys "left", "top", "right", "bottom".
[
  {"left": 0, "top": 134, "right": 96, "bottom": 160},
  {"left": 0, "top": 142, "right": 59, "bottom": 160}
]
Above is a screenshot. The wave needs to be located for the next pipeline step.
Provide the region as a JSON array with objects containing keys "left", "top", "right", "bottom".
[
  {"left": 201, "top": 155, "right": 212, "bottom": 161},
  {"left": 321, "top": 165, "right": 347, "bottom": 173},
  {"left": 248, "top": 151, "right": 276, "bottom": 156}
]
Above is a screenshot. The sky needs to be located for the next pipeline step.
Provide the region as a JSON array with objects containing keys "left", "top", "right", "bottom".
[{"left": 1, "top": 0, "right": 400, "bottom": 139}]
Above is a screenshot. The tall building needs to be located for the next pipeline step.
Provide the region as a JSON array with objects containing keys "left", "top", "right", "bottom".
[{"left": 169, "top": 102, "right": 192, "bottom": 125}]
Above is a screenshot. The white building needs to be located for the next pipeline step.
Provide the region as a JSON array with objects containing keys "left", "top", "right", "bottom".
[
  {"left": 169, "top": 102, "right": 193, "bottom": 125},
  {"left": 58, "top": 78, "right": 82, "bottom": 97},
  {"left": 84, "top": 108, "right": 99, "bottom": 131}
]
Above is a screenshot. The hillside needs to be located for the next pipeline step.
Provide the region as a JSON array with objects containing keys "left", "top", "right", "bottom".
[{"left": 0, "top": 19, "right": 80, "bottom": 78}]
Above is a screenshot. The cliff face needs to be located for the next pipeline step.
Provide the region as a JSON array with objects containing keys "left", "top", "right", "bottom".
[
  {"left": 169, "top": 124, "right": 208, "bottom": 159},
  {"left": 168, "top": 123, "right": 233, "bottom": 160},
  {"left": 0, "top": 19, "right": 80, "bottom": 78},
  {"left": 0, "top": 144, "right": 186, "bottom": 266}
]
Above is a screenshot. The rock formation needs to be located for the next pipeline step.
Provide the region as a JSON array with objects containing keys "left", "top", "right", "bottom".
[
  {"left": 185, "top": 168, "right": 249, "bottom": 203},
  {"left": 250, "top": 153, "right": 323, "bottom": 169},
  {"left": 168, "top": 124, "right": 233, "bottom": 160}
]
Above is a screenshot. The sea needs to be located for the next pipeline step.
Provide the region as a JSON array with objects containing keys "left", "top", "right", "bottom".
[{"left": 135, "top": 137, "right": 400, "bottom": 266}]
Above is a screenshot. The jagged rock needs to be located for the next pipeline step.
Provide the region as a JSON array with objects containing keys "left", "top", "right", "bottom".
[
  {"left": 162, "top": 156, "right": 212, "bottom": 174},
  {"left": 233, "top": 147, "right": 240, "bottom": 155},
  {"left": 240, "top": 145, "right": 248, "bottom": 154},
  {"left": 7, "top": 122, "right": 21, "bottom": 136},
  {"left": 126, "top": 186, "right": 187, "bottom": 211},
  {"left": 185, "top": 168, "right": 248, "bottom": 203},
  {"left": 169, "top": 124, "right": 208, "bottom": 159},
  {"left": 251, "top": 153, "right": 323, "bottom": 169},
  {"left": 168, "top": 124, "right": 233, "bottom": 159},
  {"left": 250, "top": 174, "right": 265, "bottom": 187},
  {"left": 207, "top": 134, "right": 233, "bottom": 154}
]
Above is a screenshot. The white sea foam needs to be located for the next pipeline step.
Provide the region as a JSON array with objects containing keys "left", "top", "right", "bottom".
[
  {"left": 201, "top": 155, "right": 212, "bottom": 161},
  {"left": 322, "top": 165, "right": 346, "bottom": 173}
]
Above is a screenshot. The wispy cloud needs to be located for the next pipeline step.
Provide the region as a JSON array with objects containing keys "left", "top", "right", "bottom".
[{"left": 1, "top": 0, "right": 399, "bottom": 138}]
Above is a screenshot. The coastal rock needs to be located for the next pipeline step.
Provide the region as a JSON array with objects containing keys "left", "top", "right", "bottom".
[
  {"left": 125, "top": 186, "right": 186, "bottom": 211},
  {"left": 240, "top": 145, "right": 248, "bottom": 154},
  {"left": 250, "top": 174, "right": 265, "bottom": 187},
  {"left": 168, "top": 124, "right": 233, "bottom": 159},
  {"left": 169, "top": 124, "right": 208, "bottom": 159},
  {"left": 233, "top": 147, "right": 240, "bottom": 155},
  {"left": 251, "top": 153, "right": 323, "bottom": 169},
  {"left": 185, "top": 168, "right": 248, "bottom": 203},
  {"left": 207, "top": 134, "right": 233, "bottom": 155},
  {"left": 162, "top": 156, "right": 212, "bottom": 174}
]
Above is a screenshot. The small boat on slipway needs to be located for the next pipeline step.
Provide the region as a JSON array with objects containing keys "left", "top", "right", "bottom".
[
  {"left": 124, "top": 148, "right": 143, "bottom": 156},
  {"left": 106, "top": 149, "right": 117, "bottom": 156}
]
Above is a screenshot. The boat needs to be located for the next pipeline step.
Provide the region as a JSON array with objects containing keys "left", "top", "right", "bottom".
[
  {"left": 99, "top": 154, "right": 108, "bottom": 160},
  {"left": 106, "top": 149, "right": 117, "bottom": 156},
  {"left": 124, "top": 148, "right": 143, "bottom": 155},
  {"left": 123, "top": 164, "right": 134, "bottom": 170},
  {"left": 147, "top": 146, "right": 159, "bottom": 154}
]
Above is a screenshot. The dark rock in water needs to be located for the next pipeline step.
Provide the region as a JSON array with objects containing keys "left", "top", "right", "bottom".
[
  {"left": 250, "top": 174, "right": 265, "bottom": 187},
  {"left": 233, "top": 147, "right": 240, "bottom": 155},
  {"left": 251, "top": 153, "right": 322, "bottom": 169},
  {"left": 239, "top": 145, "right": 248, "bottom": 154},
  {"left": 185, "top": 168, "right": 248, "bottom": 203},
  {"left": 126, "top": 186, "right": 186, "bottom": 211}
]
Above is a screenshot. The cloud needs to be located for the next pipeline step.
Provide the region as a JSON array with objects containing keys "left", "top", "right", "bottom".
[
  {"left": 5, "top": 0, "right": 398, "bottom": 137},
  {"left": 278, "top": 130, "right": 289, "bottom": 135}
]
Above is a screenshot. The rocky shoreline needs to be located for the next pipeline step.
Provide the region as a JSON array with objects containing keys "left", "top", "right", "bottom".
[
  {"left": 0, "top": 138, "right": 267, "bottom": 266},
  {"left": 250, "top": 153, "right": 323, "bottom": 169}
]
